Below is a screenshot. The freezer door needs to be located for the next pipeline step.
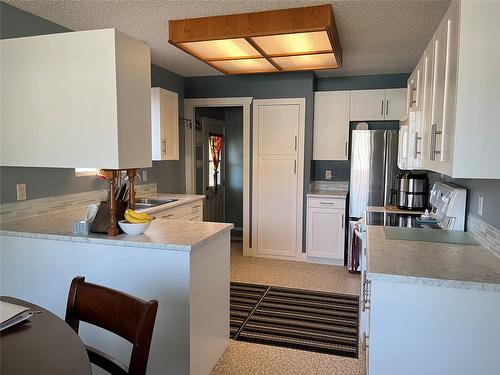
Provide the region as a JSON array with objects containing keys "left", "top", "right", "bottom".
[{"left": 349, "top": 130, "right": 386, "bottom": 217}]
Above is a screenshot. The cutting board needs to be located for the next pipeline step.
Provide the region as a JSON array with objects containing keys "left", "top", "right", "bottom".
[{"left": 383, "top": 227, "right": 479, "bottom": 245}]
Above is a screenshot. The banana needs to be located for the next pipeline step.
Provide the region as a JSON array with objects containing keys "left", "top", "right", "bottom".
[{"left": 125, "top": 209, "right": 152, "bottom": 223}]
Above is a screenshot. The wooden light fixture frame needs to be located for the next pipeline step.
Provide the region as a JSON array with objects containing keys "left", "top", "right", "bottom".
[{"left": 168, "top": 5, "right": 342, "bottom": 74}]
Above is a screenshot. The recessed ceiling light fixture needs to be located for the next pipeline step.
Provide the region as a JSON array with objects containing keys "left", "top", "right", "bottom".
[{"left": 168, "top": 5, "right": 342, "bottom": 74}]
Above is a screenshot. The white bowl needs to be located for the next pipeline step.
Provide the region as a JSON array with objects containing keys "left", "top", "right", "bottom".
[{"left": 118, "top": 220, "right": 151, "bottom": 235}]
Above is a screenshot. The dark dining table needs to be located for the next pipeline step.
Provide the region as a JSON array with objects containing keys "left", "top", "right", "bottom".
[{"left": 0, "top": 296, "right": 91, "bottom": 375}]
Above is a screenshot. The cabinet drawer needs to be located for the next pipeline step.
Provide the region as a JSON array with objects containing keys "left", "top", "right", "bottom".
[
  {"left": 153, "top": 200, "right": 203, "bottom": 220},
  {"left": 308, "top": 198, "right": 345, "bottom": 209}
]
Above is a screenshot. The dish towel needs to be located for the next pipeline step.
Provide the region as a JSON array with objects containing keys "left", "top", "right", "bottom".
[{"left": 350, "top": 221, "right": 361, "bottom": 273}]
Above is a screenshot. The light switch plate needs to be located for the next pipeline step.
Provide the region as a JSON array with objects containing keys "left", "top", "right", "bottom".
[
  {"left": 325, "top": 170, "right": 332, "bottom": 180},
  {"left": 478, "top": 195, "right": 484, "bottom": 216},
  {"left": 142, "top": 171, "right": 148, "bottom": 182},
  {"left": 16, "top": 183, "right": 27, "bottom": 200}
]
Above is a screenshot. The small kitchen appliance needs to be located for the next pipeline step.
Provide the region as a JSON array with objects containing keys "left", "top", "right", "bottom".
[{"left": 395, "top": 171, "right": 428, "bottom": 211}]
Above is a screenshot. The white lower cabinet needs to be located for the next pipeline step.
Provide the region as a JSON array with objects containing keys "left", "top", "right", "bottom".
[
  {"left": 306, "top": 197, "right": 345, "bottom": 264},
  {"left": 151, "top": 200, "right": 203, "bottom": 221},
  {"left": 365, "top": 278, "right": 500, "bottom": 375}
]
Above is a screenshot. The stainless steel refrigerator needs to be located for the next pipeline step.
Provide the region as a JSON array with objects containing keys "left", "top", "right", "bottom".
[{"left": 347, "top": 130, "right": 400, "bottom": 270}]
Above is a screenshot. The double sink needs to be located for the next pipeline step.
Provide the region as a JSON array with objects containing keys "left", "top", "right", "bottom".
[{"left": 134, "top": 198, "right": 178, "bottom": 210}]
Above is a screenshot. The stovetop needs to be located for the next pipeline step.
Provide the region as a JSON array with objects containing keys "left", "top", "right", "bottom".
[{"left": 365, "top": 211, "right": 441, "bottom": 229}]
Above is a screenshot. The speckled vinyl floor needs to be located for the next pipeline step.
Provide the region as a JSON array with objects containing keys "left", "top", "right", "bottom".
[{"left": 211, "top": 243, "right": 365, "bottom": 375}]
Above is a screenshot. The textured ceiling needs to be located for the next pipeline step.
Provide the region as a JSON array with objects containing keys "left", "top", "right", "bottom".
[{"left": 5, "top": 0, "right": 451, "bottom": 77}]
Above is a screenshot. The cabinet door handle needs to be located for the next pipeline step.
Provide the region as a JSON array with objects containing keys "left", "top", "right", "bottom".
[
  {"left": 381, "top": 100, "right": 384, "bottom": 115},
  {"left": 293, "top": 160, "right": 297, "bottom": 174},
  {"left": 386, "top": 99, "right": 389, "bottom": 115},
  {"left": 162, "top": 213, "right": 174, "bottom": 219},
  {"left": 362, "top": 271, "right": 371, "bottom": 311},
  {"left": 319, "top": 201, "right": 335, "bottom": 205},
  {"left": 162, "top": 138, "right": 167, "bottom": 154},
  {"left": 342, "top": 214, "right": 344, "bottom": 228},
  {"left": 294, "top": 136, "right": 297, "bottom": 151},
  {"left": 344, "top": 141, "right": 347, "bottom": 156},
  {"left": 414, "top": 131, "right": 419, "bottom": 159},
  {"left": 192, "top": 204, "right": 201, "bottom": 209}
]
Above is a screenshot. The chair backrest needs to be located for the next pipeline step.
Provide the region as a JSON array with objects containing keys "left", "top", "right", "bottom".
[{"left": 65, "top": 276, "right": 158, "bottom": 375}]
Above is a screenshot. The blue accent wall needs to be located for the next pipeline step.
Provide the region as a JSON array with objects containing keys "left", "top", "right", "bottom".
[{"left": 0, "top": 2, "right": 186, "bottom": 203}]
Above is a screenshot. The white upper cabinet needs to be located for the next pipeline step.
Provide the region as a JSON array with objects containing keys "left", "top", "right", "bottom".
[
  {"left": 313, "top": 91, "right": 350, "bottom": 160},
  {"left": 350, "top": 89, "right": 407, "bottom": 121},
  {"left": 0, "top": 29, "right": 152, "bottom": 169},
  {"left": 350, "top": 89, "right": 386, "bottom": 121},
  {"left": 418, "top": 0, "right": 500, "bottom": 178},
  {"left": 151, "top": 88, "right": 179, "bottom": 161},
  {"left": 407, "top": 60, "right": 422, "bottom": 112},
  {"left": 385, "top": 89, "right": 408, "bottom": 120}
]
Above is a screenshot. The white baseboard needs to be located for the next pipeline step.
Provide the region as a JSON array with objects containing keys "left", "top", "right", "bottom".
[{"left": 306, "top": 255, "right": 344, "bottom": 266}]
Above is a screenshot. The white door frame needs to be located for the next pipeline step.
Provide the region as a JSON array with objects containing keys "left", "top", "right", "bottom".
[
  {"left": 252, "top": 98, "right": 305, "bottom": 261},
  {"left": 184, "top": 97, "right": 252, "bottom": 256}
]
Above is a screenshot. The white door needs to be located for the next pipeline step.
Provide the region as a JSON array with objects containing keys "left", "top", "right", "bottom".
[
  {"left": 307, "top": 208, "right": 344, "bottom": 259},
  {"left": 253, "top": 99, "right": 305, "bottom": 259},
  {"left": 313, "top": 91, "right": 350, "bottom": 160},
  {"left": 350, "top": 89, "right": 386, "bottom": 121},
  {"left": 202, "top": 117, "right": 225, "bottom": 222},
  {"left": 385, "top": 89, "right": 408, "bottom": 120}
]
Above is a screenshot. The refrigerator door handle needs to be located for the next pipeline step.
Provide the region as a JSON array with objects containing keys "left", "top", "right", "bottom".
[{"left": 382, "top": 131, "right": 389, "bottom": 206}]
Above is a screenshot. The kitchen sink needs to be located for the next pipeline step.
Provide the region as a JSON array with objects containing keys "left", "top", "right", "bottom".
[{"left": 134, "top": 198, "right": 178, "bottom": 209}]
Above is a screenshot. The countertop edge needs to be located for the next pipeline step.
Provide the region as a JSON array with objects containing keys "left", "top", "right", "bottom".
[
  {"left": 366, "top": 272, "right": 500, "bottom": 292},
  {"left": 306, "top": 191, "right": 348, "bottom": 198},
  {"left": 0, "top": 229, "right": 193, "bottom": 251}
]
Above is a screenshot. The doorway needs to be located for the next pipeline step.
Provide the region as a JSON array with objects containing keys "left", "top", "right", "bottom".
[
  {"left": 198, "top": 114, "right": 226, "bottom": 222},
  {"left": 193, "top": 105, "right": 246, "bottom": 242}
]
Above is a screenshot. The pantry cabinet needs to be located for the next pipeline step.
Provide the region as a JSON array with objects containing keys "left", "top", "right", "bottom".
[
  {"left": 0, "top": 29, "right": 152, "bottom": 169},
  {"left": 404, "top": 0, "right": 500, "bottom": 178},
  {"left": 306, "top": 196, "right": 346, "bottom": 265},
  {"left": 313, "top": 91, "right": 350, "bottom": 160},
  {"left": 151, "top": 88, "right": 179, "bottom": 161},
  {"left": 350, "top": 89, "right": 407, "bottom": 121}
]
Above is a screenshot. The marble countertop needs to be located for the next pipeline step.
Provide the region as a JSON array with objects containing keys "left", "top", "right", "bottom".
[
  {"left": 0, "top": 199, "right": 232, "bottom": 252},
  {"left": 307, "top": 190, "right": 348, "bottom": 198},
  {"left": 366, "top": 225, "right": 500, "bottom": 291}
]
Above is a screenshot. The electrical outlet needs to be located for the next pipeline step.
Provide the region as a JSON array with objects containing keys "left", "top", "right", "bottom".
[
  {"left": 142, "top": 171, "right": 148, "bottom": 182},
  {"left": 478, "top": 195, "right": 484, "bottom": 216},
  {"left": 325, "top": 170, "right": 332, "bottom": 180},
  {"left": 16, "top": 183, "right": 27, "bottom": 200}
]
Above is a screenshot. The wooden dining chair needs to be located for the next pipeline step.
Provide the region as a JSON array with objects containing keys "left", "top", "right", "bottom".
[{"left": 65, "top": 276, "right": 158, "bottom": 375}]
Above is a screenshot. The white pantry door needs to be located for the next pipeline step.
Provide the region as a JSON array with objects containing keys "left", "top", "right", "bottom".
[{"left": 252, "top": 99, "right": 305, "bottom": 259}]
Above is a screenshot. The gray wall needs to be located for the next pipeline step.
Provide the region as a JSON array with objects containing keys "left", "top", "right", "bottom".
[{"left": 0, "top": 2, "right": 185, "bottom": 203}]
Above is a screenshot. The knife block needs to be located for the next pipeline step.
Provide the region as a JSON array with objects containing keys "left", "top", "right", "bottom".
[{"left": 90, "top": 201, "right": 127, "bottom": 234}]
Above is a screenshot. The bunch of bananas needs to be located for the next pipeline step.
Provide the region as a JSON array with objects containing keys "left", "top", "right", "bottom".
[{"left": 124, "top": 209, "right": 153, "bottom": 224}]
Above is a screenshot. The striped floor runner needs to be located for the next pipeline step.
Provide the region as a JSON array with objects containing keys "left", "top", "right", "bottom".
[{"left": 230, "top": 282, "right": 359, "bottom": 358}]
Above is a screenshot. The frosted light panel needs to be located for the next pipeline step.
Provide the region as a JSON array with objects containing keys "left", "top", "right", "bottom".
[
  {"left": 179, "top": 38, "right": 260, "bottom": 60},
  {"left": 251, "top": 31, "right": 332, "bottom": 55},
  {"left": 210, "top": 58, "right": 277, "bottom": 74},
  {"left": 272, "top": 53, "right": 337, "bottom": 70}
]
